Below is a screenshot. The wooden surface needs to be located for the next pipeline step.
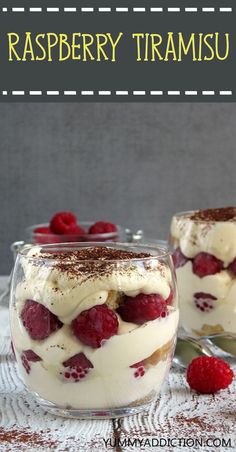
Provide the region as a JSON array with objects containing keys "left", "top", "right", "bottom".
[{"left": 0, "top": 278, "right": 236, "bottom": 452}]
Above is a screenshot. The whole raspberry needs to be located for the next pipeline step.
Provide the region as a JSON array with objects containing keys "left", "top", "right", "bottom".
[
  {"left": 192, "top": 252, "right": 223, "bottom": 278},
  {"left": 63, "top": 352, "right": 93, "bottom": 382},
  {"left": 88, "top": 221, "right": 117, "bottom": 234},
  {"left": 194, "top": 292, "right": 217, "bottom": 312},
  {"left": 187, "top": 356, "right": 234, "bottom": 394},
  {"left": 50, "top": 211, "right": 77, "bottom": 234},
  {"left": 228, "top": 257, "right": 236, "bottom": 276},
  {"left": 172, "top": 247, "right": 188, "bottom": 268},
  {"left": 21, "top": 300, "right": 62, "bottom": 340},
  {"left": 72, "top": 304, "right": 118, "bottom": 348},
  {"left": 117, "top": 293, "right": 167, "bottom": 325}
]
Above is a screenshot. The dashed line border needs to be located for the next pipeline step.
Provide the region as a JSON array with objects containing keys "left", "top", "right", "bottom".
[
  {"left": 0, "top": 6, "right": 233, "bottom": 13},
  {"left": 1, "top": 90, "right": 233, "bottom": 96}
]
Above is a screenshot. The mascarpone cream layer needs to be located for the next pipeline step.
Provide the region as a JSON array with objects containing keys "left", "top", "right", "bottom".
[
  {"left": 12, "top": 309, "right": 178, "bottom": 408},
  {"left": 12, "top": 307, "right": 178, "bottom": 371},
  {"left": 16, "top": 353, "right": 171, "bottom": 409},
  {"left": 171, "top": 214, "right": 236, "bottom": 265},
  {"left": 16, "top": 247, "right": 172, "bottom": 324}
]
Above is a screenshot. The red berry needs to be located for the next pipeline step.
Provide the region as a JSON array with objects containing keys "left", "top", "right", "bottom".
[
  {"left": 117, "top": 293, "right": 167, "bottom": 325},
  {"left": 192, "top": 252, "right": 223, "bottom": 278},
  {"left": 21, "top": 300, "right": 62, "bottom": 340},
  {"left": 172, "top": 247, "right": 188, "bottom": 268},
  {"left": 21, "top": 350, "right": 41, "bottom": 374},
  {"left": 194, "top": 292, "right": 217, "bottom": 312},
  {"left": 130, "top": 361, "right": 145, "bottom": 378},
  {"left": 187, "top": 356, "right": 234, "bottom": 394},
  {"left": 64, "top": 224, "right": 86, "bottom": 240},
  {"left": 88, "top": 221, "right": 117, "bottom": 235},
  {"left": 62, "top": 352, "right": 93, "bottom": 382},
  {"left": 130, "top": 360, "right": 144, "bottom": 368},
  {"left": 34, "top": 227, "right": 50, "bottom": 234},
  {"left": 72, "top": 305, "right": 118, "bottom": 348},
  {"left": 23, "top": 350, "right": 42, "bottom": 362},
  {"left": 33, "top": 227, "right": 60, "bottom": 244},
  {"left": 228, "top": 258, "right": 236, "bottom": 276},
  {"left": 50, "top": 211, "right": 77, "bottom": 234}
]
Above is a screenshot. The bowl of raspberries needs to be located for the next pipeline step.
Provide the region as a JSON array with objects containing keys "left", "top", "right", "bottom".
[{"left": 26, "top": 212, "right": 123, "bottom": 244}]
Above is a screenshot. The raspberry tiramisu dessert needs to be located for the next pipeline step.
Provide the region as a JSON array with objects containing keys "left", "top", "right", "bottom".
[
  {"left": 170, "top": 207, "right": 236, "bottom": 336},
  {"left": 10, "top": 243, "right": 178, "bottom": 418}
]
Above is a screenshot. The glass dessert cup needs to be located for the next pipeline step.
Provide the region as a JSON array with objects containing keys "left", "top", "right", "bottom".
[
  {"left": 10, "top": 242, "right": 179, "bottom": 419},
  {"left": 170, "top": 207, "right": 236, "bottom": 337}
]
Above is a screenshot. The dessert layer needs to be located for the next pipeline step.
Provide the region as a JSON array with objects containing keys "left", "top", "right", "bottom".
[
  {"left": 17, "top": 246, "right": 172, "bottom": 323},
  {"left": 177, "top": 263, "right": 236, "bottom": 334},
  {"left": 12, "top": 308, "right": 178, "bottom": 408},
  {"left": 171, "top": 211, "right": 236, "bottom": 265},
  {"left": 16, "top": 352, "right": 170, "bottom": 409},
  {"left": 12, "top": 307, "right": 178, "bottom": 371}
]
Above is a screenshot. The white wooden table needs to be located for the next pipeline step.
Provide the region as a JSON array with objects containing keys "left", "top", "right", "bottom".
[{"left": 0, "top": 277, "right": 235, "bottom": 452}]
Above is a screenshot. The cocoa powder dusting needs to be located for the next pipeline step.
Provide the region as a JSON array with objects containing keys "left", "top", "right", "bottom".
[
  {"left": 0, "top": 426, "right": 58, "bottom": 448},
  {"left": 40, "top": 246, "right": 151, "bottom": 261},
  {"left": 36, "top": 246, "right": 157, "bottom": 280},
  {"left": 190, "top": 207, "right": 236, "bottom": 222}
]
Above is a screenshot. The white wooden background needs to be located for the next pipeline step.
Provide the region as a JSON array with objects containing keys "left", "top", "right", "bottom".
[{"left": 0, "top": 277, "right": 235, "bottom": 452}]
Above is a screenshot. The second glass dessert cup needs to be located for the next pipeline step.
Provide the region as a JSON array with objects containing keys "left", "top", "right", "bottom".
[
  {"left": 170, "top": 207, "right": 236, "bottom": 337},
  {"left": 10, "top": 242, "right": 179, "bottom": 419}
]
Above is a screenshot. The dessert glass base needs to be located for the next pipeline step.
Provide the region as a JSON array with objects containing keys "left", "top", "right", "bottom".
[{"left": 33, "top": 392, "right": 154, "bottom": 419}]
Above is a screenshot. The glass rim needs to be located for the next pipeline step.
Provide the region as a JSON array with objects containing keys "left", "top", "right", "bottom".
[{"left": 18, "top": 241, "right": 170, "bottom": 262}]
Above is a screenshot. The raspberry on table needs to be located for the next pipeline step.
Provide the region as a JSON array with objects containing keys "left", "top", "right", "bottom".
[
  {"left": 117, "top": 293, "right": 167, "bottom": 325},
  {"left": 88, "top": 221, "right": 117, "bottom": 234},
  {"left": 50, "top": 211, "right": 78, "bottom": 234},
  {"left": 172, "top": 247, "right": 188, "bottom": 268},
  {"left": 21, "top": 350, "right": 42, "bottom": 374},
  {"left": 72, "top": 304, "right": 119, "bottom": 348},
  {"left": 194, "top": 292, "right": 217, "bottom": 312},
  {"left": 187, "top": 356, "right": 234, "bottom": 394},
  {"left": 21, "top": 299, "right": 62, "bottom": 340},
  {"left": 62, "top": 352, "right": 93, "bottom": 382},
  {"left": 192, "top": 252, "right": 223, "bottom": 278}
]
